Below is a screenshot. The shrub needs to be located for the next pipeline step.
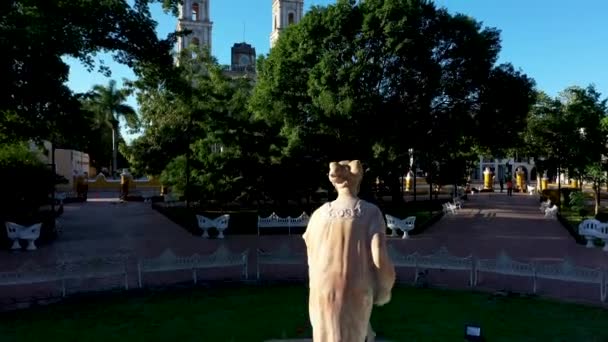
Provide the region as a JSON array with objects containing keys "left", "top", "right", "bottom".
[
  {"left": 569, "top": 191, "right": 587, "bottom": 216},
  {"left": 542, "top": 188, "right": 581, "bottom": 208},
  {"left": 0, "top": 142, "right": 56, "bottom": 218},
  {"left": 0, "top": 142, "right": 62, "bottom": 248}
]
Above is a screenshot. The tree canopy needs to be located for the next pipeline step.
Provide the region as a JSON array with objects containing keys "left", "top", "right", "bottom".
[
  {"left": 250, "top": 0, "right": 536, "bottom": 200},
  {"left": 0, "top": 0, "right": 181, "bottom": 145}
]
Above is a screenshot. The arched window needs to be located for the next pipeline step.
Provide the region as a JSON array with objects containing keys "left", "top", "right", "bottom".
[
  {"left": 191, "top": 2, "right": 199, "bottom": 21},
  {"left": 288, "top": 12, "right": 295, "bottom": 25},
  {"left": 191, "top": 37, "right": 200, "bottom": 46}
]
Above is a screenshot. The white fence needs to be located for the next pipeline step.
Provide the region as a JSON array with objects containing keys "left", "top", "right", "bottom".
[
  {"left": 257, "top": 212, "right": 309, "bottom": 235},
  {"left": 256, "top": 244, "right": 306, "bottom": 280},
  {"left": 2, "top": 245, "right": 607, "bottom": 303},
  {"left": 256, "top": 244, "right": 608, "bottom": 302},
  {"left": 138, "top": 246, "right": 248, "bottom": 287},
  {"left": 0, "top": 246, "right": 248, "bottom": 299},
  {"left": 389, "top": 246, "right": 607, "bottom": 301},
  {"left": 0, "top": 256, "right": 128, "bottom": 297}
]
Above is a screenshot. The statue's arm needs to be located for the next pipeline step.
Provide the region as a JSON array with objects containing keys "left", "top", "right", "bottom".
[
  {"left": 371, "top": 211, "right": 396, "bottom": 306},
  {"left": 302, "top": 210, "right": 317, "bottom": 267}
]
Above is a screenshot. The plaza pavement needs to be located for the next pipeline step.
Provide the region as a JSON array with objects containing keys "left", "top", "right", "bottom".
[{"left": 1, "top": 191, "right": 607, "bottom": 309}]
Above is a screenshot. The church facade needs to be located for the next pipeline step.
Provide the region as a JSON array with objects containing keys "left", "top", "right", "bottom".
[{"left": 176, "top": 0, "right": 304, "bottom": 75}]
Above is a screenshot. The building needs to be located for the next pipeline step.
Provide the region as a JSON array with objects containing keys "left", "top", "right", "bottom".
[
  {"left": 230, "top": 42, "right": 256, "bottom": 73},
  {"left": 270, "top": 0, "right": 304, "bottom": 48},
  {"left": 176, "top": 0, "right": 213, "bottom": 54},
  {"left": 29, "top": 140, "right": 91, "bottom": 189},
  {"left": 473, "top": 155, "right": 537, "bottom": 184},
  {"left": 176, "top": 0, "right": 269, "bottom": 77}
]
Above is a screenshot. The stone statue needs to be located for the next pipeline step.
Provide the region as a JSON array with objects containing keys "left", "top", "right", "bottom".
[{"left": 303, "top": 160, "right": 396, "bottom": 342}]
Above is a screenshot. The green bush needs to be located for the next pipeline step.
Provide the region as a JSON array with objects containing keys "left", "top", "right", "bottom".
[
  {"left": 541, "top": 188, "right": 580, "bottom": 207},
  {"left": 569, "top": 191, "right": 586, "bottom": 216},
  {"left": 0, "top": 143, "right": 55, "bottom": 217},
  {"left": 541, "top": 189, "right": 560, "bottom": 205},
  {"left": 0, "top": 142, "right": 62, "bottom": 248}
]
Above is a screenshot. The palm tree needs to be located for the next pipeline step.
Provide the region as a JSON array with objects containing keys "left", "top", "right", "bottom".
[{"left": 86, "top": 80, "right": 139, "bottom": 176}]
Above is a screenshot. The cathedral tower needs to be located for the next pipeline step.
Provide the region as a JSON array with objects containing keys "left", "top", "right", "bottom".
[
  {"left": 270, "top": 0, "right": 304, "bottom": 48},
  {"left": 177, "top": 0, "right": 213, "bottom": 53}
]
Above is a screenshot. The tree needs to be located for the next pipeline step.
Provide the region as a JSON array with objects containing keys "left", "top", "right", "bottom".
[
  {"left": 0, "top": 0, "right": 181, "bottom": 145},
  {"left": 85, "top": 80, "right": 139, "bottom": 174},
  {"left": 525, "top": 86, "right": 608, "bottom": 213},
  {"left": 127, "top": 46, "right": 273, "bottom": 207},
  {"left": 564, "top": 86, "right": 608, "bottom": 214},
  {"left": 250, "top": 0, "right": 535, "bottom": 203}
]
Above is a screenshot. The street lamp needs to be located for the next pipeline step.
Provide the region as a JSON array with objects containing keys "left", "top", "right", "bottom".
[{"left": 409, "top": 148, "right": 416, "bottom": 201}]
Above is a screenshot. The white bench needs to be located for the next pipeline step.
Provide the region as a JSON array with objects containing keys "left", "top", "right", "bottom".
[
  {"left": 544, "top": 205, "right": 558, "bottom": 219},
  {"left": 5, "top": 222, "right": 42, "bottom": 250},
  {"left": 257, "top": 212, "right": 309, "bottom": 235},
  {"left": 442, "top": 203, "right": 458, "bottom": 215},
  {"left": 540, "top": 200, "right": 552, "bottom": 213},
  {"left": 578, "top": 219, "right": 608, "bottom": 251},
  {"left": 385, "top": 215, "right": 416, "bottom": 239},
  {"left": 453, "top": 199, "right": 463, "bottom": 209},
  {"left": 196, "top": 214, "right": 230, "bottom": 239},
  {"left": 137, "top": 246, "right": 249, "bottom": 287}
]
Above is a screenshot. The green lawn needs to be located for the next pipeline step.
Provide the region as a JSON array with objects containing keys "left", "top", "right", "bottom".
[{"left": 1, "top": 285, "right": 607, "bottom": 341}]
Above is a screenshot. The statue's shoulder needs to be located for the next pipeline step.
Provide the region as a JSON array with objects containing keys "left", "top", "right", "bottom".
[
  {"left": 359, "top": 200, "right": 382, "bottom": 214},
  {"left": 310, "top": 202, "right": 331, "bottom": 217}
]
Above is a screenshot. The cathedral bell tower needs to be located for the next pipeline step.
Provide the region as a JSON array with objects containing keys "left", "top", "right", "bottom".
[
  {"left": 177, "top": 0, "right": 213, "bottom": 53},
  {"left": 270, "top": 0, "right": 304, "bottom": 48}
]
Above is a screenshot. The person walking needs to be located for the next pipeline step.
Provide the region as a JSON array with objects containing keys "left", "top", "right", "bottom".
[
  {"left": 499, "top": 178, "right": 504, "bottom": 193},
  {"left": 506, "top": 178, "right": 513, "bottom": 196}
]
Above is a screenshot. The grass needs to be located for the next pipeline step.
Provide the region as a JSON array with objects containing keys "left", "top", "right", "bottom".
[{"left": 1, "top": 285, "right": 608, "bottom": 342}]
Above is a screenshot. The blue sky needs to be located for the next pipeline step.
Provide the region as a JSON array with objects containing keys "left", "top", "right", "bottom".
[{"left": 65, "top": 0, "right": 608, "bottom": 140}]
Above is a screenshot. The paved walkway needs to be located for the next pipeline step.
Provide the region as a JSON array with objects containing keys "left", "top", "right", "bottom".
[{"left": 1, "top": 193, "right": 606, "bottom": 308}]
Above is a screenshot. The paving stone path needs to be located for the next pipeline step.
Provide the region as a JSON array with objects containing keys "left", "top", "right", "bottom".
[{"left": 1, "top": 192, "right": 606, "bottom": 309}]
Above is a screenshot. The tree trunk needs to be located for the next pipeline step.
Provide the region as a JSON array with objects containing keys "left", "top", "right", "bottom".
[
  {"left": 111, "top": 126, "right": 117, "bottom": 176},
  {"left": 390, "top": 174, "right": 403, "bottom": 204},
  {"left": 595, "top": 183, "right": 601, "bottom": 215},
  {"left": 51, "top": 142, "right": 56, "bottom": 215}
]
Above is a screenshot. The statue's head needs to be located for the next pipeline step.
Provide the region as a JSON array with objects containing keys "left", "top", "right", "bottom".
[{"left": 328, "top": 160, "right": 363, "bottom": 196}]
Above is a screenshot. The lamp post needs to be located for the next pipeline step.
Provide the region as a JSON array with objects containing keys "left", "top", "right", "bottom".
[{"left": 409, "top": 148, "right": 416, "bottom": 202}]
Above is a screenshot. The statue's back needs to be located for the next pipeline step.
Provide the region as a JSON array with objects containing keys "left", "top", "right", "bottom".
[{"left": 303, "top": 200, "right": 385, "bottom": 342}]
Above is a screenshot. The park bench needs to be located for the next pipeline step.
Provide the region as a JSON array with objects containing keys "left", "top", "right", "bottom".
[
  {"left": 196, "top": 214, "right": 230, "bottom": 239},
  {"left": 5, "top": 222, "right": 42, "bottom": 250},
  {"left": 453, "top": 199, "right": 463, "bottom": 209},
  {"left": 442, "top": 202, "right": 458, "bottom": 215},
  {"left": 257, "top": 212, "right": 309, "bottom": 235},
  {"left": 578, "top": 219, "right": 608, "bottom": 251},
  {"left": 540, "top": 199, "right": 552, "bottom": 213},
  {"left": 385, "top": 214, "right": 416, "bottom": 239},
  {"left": 544, "top": 205, "right": 559, "bottom": 219}
]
